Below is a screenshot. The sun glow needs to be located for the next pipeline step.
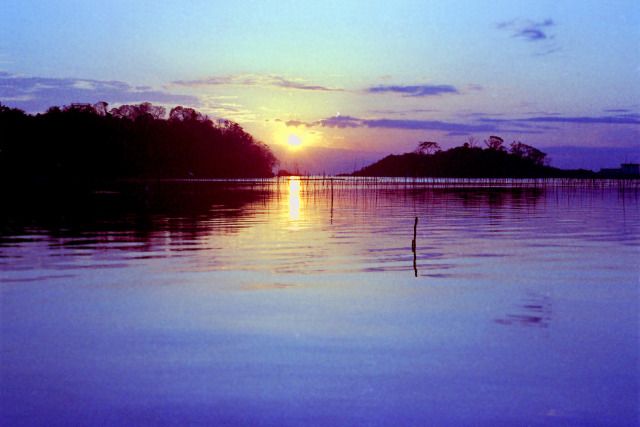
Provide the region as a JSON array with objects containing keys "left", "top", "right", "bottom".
[{"left": 288, "top": 134, "right": 302, "bottom": 148}]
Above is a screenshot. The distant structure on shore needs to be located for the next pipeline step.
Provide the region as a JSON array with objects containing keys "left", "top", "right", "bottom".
[{"left": 598, "top": 163, "right": 640, "bottom": 178}]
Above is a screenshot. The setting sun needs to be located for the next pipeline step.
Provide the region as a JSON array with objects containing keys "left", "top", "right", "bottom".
[{"left": 288, "top": 134, "right": 302, "bottom": 147}]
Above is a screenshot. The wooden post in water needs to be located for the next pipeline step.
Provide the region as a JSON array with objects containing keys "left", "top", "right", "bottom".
[
  {"left": 412, "top": 217, "right": 417, "bottom": 251},
  {"left": 412, "top": 217, "right": 418, "bottom": 277}
]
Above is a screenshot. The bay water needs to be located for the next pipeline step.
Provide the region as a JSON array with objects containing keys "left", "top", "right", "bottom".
[{"left": 1, "top": 178, "right": 638, "bottom": 426}]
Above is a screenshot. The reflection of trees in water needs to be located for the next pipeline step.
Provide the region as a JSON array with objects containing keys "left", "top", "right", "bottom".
[
  {"left": 495, "top": 291, "right": 553, "bottom": 329},
  {"left": 326, "top": 184, "right": 548, "bottom": 217},
  {"left": 0, "top": 181, "right": 276, "bottom": 252},
  {"left": 274, "top": 180, "right": 552, "bottom": 241},
  {"left": 3, "top": 178, "right": 627, "bottom": 260},
  {"left": 453, "top": 187, "right": 545, "bottom": 209},
  {"left": 289, "top": 179, "right": 548, "bottom": 209}
]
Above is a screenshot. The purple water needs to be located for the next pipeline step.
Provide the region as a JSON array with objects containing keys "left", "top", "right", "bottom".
[{"left": 1, "top": 179, "right": 638, "bottom": 425}]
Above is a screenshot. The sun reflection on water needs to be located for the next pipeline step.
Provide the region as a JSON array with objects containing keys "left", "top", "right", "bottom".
[{"left": 288, "top": 176, "right": 302, "bottom": 225}]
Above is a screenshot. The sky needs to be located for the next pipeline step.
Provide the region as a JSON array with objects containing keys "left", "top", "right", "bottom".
[{"left": 1, "top": 0, "right": 639, "bottom": 173}]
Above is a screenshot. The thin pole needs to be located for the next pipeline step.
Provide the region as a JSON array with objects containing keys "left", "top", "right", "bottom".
[{"left": 412, "top": 217, "right": 418, "bottom": 277}]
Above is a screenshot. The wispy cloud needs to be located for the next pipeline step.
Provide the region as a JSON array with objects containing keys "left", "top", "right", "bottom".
[
  {"left": 528, "top": 115, "right": 640, "bottom": 125},
  {"left": 481, "top": 114, "right": 640, "bottom": 125},
  {"left": 533, "top": 47, "right": 561, "bottom": 57},
  {"left": 174, "top": 75, "right": 472, "bottom": 99},
  {"left": 465, "top": 84, "right": 484, "bottom": 92},
  {"left": 283, "top": 115, "right": 362, "bottom": 129},
  {"left": 604, "top": 109, "right": 632, "bottom": 113},
  {"left": 368, "top": 108, "right": 439, "bottom": 116},
  {"left": 0, "top": 72, "right": 198, "bottom": 112},
  {"left": 496, "top": 18, "right": 560, "bottom": 56},
  {"left": 283, "top": 114, "right": 496, "bottom": 133},
  {"left": 360, "top": 118, "right": 494, "bottom": 132},
  {"left": 497, "top": 18, "right": 555, "bottom": 42},
  {"left": 515, "top": 28, "right": 547, "bottom": 41},
  {"left": 0, "top": 53, "right": 13, "bottom": 64},
  {"left": 319, "top": 115, "right": 363, "bottom": 128},
  {"left": 364, "top": 84, "right": 458, "bottom": 97},
  {"left": 284, "top": 119, "right": 314, "bottom": 127},
  {"left": 172, "top": 74, "right": 343, "bottom": 92},
  {"left": 282, "top": 110, "right": 640, "bottom": 137}
]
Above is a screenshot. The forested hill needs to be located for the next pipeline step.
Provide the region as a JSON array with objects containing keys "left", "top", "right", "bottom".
[
  {"left": 350, "top": 138, "right": 595, "bottom": 178},
  {"left": 0, "top": 102, "right": 278, "bottom": 181}
]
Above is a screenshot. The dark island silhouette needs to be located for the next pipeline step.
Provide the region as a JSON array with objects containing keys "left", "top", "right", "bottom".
[
  {"left": 346, "top": 137, "right": 602, "bottom": 178},
  {"left": 0, "top": 101, "right": 278, "bottom": 182},
  {"left": 2, "top": 102, "right": 635, "bottom": 183}
]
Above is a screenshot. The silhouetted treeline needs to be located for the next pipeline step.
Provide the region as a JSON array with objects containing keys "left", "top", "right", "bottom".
[
  {"left": 350, "top": 137, "right": 597, "bottom": 178},
  {"left": 0, "top": 102, "right": 278, "bottom": 182}
]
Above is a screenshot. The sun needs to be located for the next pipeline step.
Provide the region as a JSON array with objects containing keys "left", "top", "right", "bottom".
[{"left": 288, "top": 134, "right": 302, "bottom": 147}]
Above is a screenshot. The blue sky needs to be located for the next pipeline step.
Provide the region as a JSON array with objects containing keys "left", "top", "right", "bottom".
[{"left": 1, "top": 0, "right": 638, "bottom": 172}]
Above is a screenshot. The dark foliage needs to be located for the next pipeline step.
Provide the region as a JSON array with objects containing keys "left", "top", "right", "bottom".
[
  {"left": 415, "top": 141, "right": 440, "bottom": 155},
  {"left": 351, "top": 143, "right": 596, "bottom": 178},
  {"left": 0, "top": 102, "right": 278, "bottom": 182},
  {"left": 484, "top": 135, "right": 506, "bottom": 151}
]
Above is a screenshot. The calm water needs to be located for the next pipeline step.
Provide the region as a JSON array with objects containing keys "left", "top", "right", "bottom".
[{"left": 1, "top": 178, "right": 638, "bottom": 426}]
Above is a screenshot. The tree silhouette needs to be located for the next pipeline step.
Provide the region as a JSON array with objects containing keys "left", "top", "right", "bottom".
[
  {"left": 93, "top": 102, "right": 109, "bottom": 116},
  {"left": 416, "top": 141, "right": 440, "bottom": 155},
  {"left": 510, "top": 141, "right": 548, "bottom": 165},
  {"left": 509, "top": 141, "right": 527, "bottom": 157},
  {"left": 349, "top": 135, "right": 568, "bottom": 178},
  {"left": 0, "top": 102, "right": 279, "bottom": 181},
  {"left": 169, "top": 106, "right": 207, "bottom": 122},
  {"left": 484, "top": 136, "right": 505, "bottom": 151},
  {"left": 466, "top": 136, "right": 480, "bottom": 148}
]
